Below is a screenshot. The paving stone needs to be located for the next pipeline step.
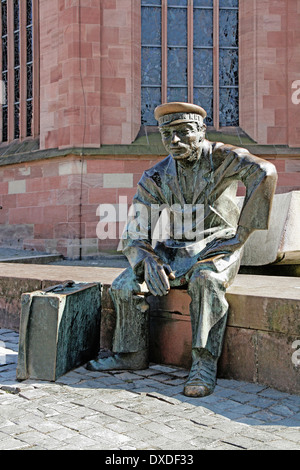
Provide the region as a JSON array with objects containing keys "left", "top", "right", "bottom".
[
  {"left": 149, "top": 364, "right": 179, "bottom": 373},
  {"left": 267, "top": 439, "right": 300, "bottom": 450},
  {"left": 249, "top": 410, "right": 286, "bottom": 423},
  {"left": 0, "top": 329, "right": 299, "bottom": 450},
  {"left": 273, "top": 428, "right": 300, "bottom": 443},
  {"left": 0, "top": 436, "right": 31, "bottom": 450},
  {"left": 19, "top": 389, "right": 50, "bottom": 400},
  {"left": 58, "top": 434, "right": 100, "bottom": 449},
  {"left": 269, "top": 403, "right": 297, "bottom": 417}
]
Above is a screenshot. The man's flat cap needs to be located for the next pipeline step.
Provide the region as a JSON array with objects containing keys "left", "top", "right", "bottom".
[{"left": 154, "top": 102, "right": 207, "bottom": 127}]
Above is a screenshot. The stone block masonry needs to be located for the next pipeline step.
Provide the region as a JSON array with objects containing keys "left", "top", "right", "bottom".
[
  {"left": 0, "top": 155, "right": 160, "bottom": 258},
  {"left": 239, "top": 0, "right": 300, "bottom": 147},
  {"left": 39, "top": 0, "right": 140, "bottom": 149},
  {"left": 0, "top": 150, "right": 299, "bottom": 257}
]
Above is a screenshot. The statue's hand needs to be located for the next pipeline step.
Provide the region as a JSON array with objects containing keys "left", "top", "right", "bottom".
[
  {"left": 199, "top": 226, "right": 253, "bottom": 260},
  {"left": 144, "top": 257, "right": 174, "bottom": 297}
]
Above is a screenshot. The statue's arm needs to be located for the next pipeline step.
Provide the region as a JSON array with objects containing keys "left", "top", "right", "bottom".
[
  {"left": 199, "top": 149, "right": 278, "bottom": 259},
  {"left": 121, "top": 177, "right": 174, "bottom": 296},
  {"left": 237, "top": 151, "right": 278, "bottom": 231}
]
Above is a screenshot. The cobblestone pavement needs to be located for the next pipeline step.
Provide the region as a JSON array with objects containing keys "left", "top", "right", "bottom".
[{"left": 0, "top": 328, "right": 299, "bottom": 451}]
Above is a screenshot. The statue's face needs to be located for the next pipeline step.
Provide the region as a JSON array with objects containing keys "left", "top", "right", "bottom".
[{"left": 159, "top": 122, "right": 205, "bottom": 163}]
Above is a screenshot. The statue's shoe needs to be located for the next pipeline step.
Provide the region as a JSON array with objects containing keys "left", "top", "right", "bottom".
[
  {"left": 183, "top": 380, "right": 214, "bottom": 398},
  {"left": 183, "top": 348, "right": 218, "bottom": 398},
  {"left": 86, "top": 351, "right": 148, "bottom": 372}
]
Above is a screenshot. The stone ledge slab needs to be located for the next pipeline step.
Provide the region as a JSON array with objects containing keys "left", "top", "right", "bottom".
[{"left": 0, "top": 263, "right": 299, "bottom": 394}]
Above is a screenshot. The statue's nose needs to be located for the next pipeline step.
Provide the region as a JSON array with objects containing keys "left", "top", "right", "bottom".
[{"left": 171, "top": 133, "right": 180, "bottom": 144}]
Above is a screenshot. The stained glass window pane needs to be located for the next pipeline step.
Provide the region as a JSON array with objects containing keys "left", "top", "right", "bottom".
[
  {"left": 141, "top": 0, "right": 161, "bottom": 5},
  {"left": 2, "top": 0, "right": 8, "bottom": 141},
  {"left": 141, "top": 6, "right": 161, "bottom": 46},
  {"left": 141, "top": 0, "right": 239, "bottom": 128},
  {"left": 26, "top": 99, "right": 32, "bottom": 137},
  {"left": 194, "top": 0, "right": 213, "bottom": 7},
  {"left": 168, "top": 48, "right": 187, "bottom": 85},
  {"left": 14, "top": 103, "right": 20, "bottom": 139},
  {"left": 26, "top": 1, "right": 34, "bottom": 136},
  {"left": 193, "top": 8, "right": 213, "bottom": 47},
  {"left": 2, "top": 71, "right": 7, "bottom": 104},
  {"left": 167, "top": 7, "right": 187, "bottom": 47},
  {"left": 193, "top": 87, "right": 213, "bottom": 125},
  {"left": 13, "top": 0, "right": 19, "bottom": 31},
  {"left": 219, "top": 48, "right": 238, "bottom": 87},
  {"left": 167, "top": 6, "right": 187, "bottom": 101},
  {"left": 26, "top": 0, "right": 32, "bottom": 25},
  {"left": 13, "top": 0, "right": 20, "bottom": 139},
  {"left": 27, "top": 63, "right": 33, "bottom": 99},
  {"left": 14, "top": 31, "right": 20, "bottom": 67},
  {"left": 1, "top": 0, "right": 7, "bottom": 36},
  {"left": 142, "top": 47, "right": 161, "bottom": 86},
  {"left": 193, "top": 49, "right": 213, "bottom": 86},
  {"left": 14, "top": 67, "right": 20, "bottom": 103},
  {"left": 219, "top": 0, "right": 238, "bottom": 8},
  {"left": 219, "top": 2, "right": 238, "bottom": 126},
  {"left": 2, "top": 106, "right": 8, "bottom": 142},
  {"left": 193, "top": 4, "right": 213, "bottom": 125},
  {"left": 168, "top": 0, "right": 187, "bottom": 8},
  {"left": 26, "top": 26, "right": 33, "bottom": 63},
  {"left": 167, "top": 87, "right": 188, "bottom": 103},
  {"left": 141, "top": 2, "right": 162, "bottom": 125},
  {"left": 219, "top": 9, "right": 238, "bottom": 48},
  {"left": 2, "top": 35, "right": 7, "bottom": 71},
  {"left": 141, "top": 87, "right": 161, "bottom": 125},
  {"left": 219, "top": 88, "right": 239, "bottom": 126}
]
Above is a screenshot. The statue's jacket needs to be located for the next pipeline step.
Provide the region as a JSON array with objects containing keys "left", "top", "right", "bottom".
[{"left": 121, "top": 140, "right": 278, "bottom": 280}]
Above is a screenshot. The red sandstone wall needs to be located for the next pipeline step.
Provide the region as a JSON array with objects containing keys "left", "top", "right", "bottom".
[
  {"left": 0, "top": 1, "right": 298, "bottom": 256},
  {"left": 39, "top": 0, "right": 141, "bottom": 149},
  {"left": 0, "top": 156, "right": 156, "bottom": 257},
  {"left": 38, "top": 0, "right": 300, "bottom": 149},
  {"left": 100, "top": 0, "right": 141, "bottom": 145},
  {"left": 0, "top": 154, "right": 298, "bottom": 257},
  {"left": 39, "top": 0, "right": 101, "bottom": 150},
  {"left": 239, "top": 0, "right": 300, "bottom": 147}
]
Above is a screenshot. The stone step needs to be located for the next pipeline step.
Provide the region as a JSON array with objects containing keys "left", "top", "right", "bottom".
[
  {"left": 0, "top": 254, "right": 63, "bottom": 264},
  {"left": 0, "top": 248, "right": 63, "bottom": 265}
]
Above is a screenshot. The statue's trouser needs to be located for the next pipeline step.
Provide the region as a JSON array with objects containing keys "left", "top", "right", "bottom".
[{"left": 109, "top": 252, "right": 242, "bottom": 362}]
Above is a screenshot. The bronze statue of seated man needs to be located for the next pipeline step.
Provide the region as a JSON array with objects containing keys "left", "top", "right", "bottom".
[{"left": 87, "top": 102, "right": 277, "bottom": 398}]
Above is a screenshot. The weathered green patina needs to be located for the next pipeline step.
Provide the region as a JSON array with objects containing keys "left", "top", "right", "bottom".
[{"left": 17, "top": 282, "right": 101, "bottom": 382}]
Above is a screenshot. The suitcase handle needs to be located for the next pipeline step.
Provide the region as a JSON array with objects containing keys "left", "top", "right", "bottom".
[{"left": 43, "top": 280, "right": 75, "bottom": 293}]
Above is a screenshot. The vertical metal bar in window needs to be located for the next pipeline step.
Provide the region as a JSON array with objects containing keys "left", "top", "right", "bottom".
[
  {"left": 19, "top": 0, "right": 26, "bottom": 139},
  {"left": 1, "top": 0, "right": 8, "bottom": 142},
  {"left": 187, "top": 0, "right": 193, "bottom": 103},
  {"left": 7, "top": 0, "right": 14, "bottom": 141},
  {"left": 219, "top": 1, "right": 239, "bottom": 127},
  {"left": 32, "top": 0, "right": 39, "bottom": 138},
  {"left": 13, "top": 0, "right": 20, "bottom": 139},
  {"left": 26, "top": 0, "right": 34, "bottom": 137},
  {"left": 213, "top": 0, "right": 219, "bottom": 130},
  {"left": 0, "top": 1, "right": 3, "bottom": 140},
  {"left": 161, "top": 0, "right": 167, "bottom": 104}
]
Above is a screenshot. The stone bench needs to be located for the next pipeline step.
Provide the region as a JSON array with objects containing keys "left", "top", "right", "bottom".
[
  {"left": 239, "top": 191, "right": 300, "bottom": 267},
  {"left": 0, "top": 263, "right": 299, "bottom": 394}
]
